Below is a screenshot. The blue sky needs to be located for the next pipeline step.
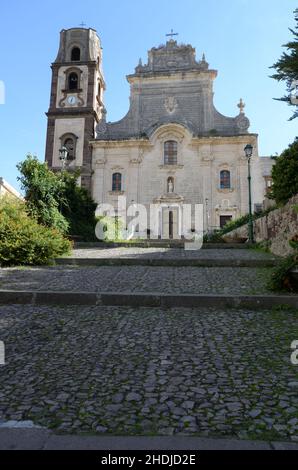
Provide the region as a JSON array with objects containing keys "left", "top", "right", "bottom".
[{"left": 0, "top": 0, "right": 297, "bottom": 191}]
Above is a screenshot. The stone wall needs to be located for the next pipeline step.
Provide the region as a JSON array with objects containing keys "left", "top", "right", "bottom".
[{"left": 224, "top": 195, "right": 298, "bottom": 257}]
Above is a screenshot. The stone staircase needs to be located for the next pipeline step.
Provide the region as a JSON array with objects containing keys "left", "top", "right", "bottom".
[{"left": 0, "top": 245, "right": 297, "bottom": 310}]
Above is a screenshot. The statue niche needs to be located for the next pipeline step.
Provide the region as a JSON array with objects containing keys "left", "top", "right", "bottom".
[{"left": 167, "top": 177, "right": 174, "bottom": 193}]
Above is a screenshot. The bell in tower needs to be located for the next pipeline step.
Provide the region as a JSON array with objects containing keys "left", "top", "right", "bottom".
[{"left": 45, "top": 27, "right": 105, "bottom": 192}]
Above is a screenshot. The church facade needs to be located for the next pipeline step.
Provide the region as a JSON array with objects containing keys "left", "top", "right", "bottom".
[{"left": 45, "top": 27, "right": 273, "bottom": 236}]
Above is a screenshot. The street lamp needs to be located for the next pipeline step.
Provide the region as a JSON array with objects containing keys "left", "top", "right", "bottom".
[
  {"left": 205, "top": 198, "right": 209, "bottom": 233},
  {"left": 59, "top": 146, "right": 69, "bottom": 170},
  {"left": 244, "top": 144, "right": 254, "bottom": 244}
]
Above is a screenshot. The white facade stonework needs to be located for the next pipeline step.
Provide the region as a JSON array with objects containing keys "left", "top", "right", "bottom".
[
  {"left": 46, "top": 29, "right": 274, "bottom": 234},
  {"left": 91, "top": 133, "right": 262, "bottom": 232},
  {"left": 0, "top": 178, "right": 22, "bottom": 199}
]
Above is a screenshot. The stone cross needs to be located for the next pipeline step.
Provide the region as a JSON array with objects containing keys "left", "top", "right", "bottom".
[
  {"left": 237, "top": 98, "right": 245, "bottom": 114},
  {"left": 166, "top": 29, "right": 178, "bottom": 40}
]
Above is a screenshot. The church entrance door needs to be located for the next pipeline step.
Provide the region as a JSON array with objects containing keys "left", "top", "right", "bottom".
[{"left": 162, "top": 208, "right": 179, "bottom": 239}]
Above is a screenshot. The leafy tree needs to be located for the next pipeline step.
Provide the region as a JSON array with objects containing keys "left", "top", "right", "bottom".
[
  {"left": 17, "top": 155, "right": 68, "bottom": 233},
  {"left": 271, "top": 9, "right": 298, "bottom": 120},
  {"left": 59, "top": 171, "right": 98, "bottom": 241},
  {"left": 17, "top": 155, "right": 99, "bottom": 241},
  {"left": 270, "top": 138, "right": 298, "bottom": 204}
]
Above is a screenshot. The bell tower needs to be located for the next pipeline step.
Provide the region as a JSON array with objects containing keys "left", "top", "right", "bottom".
[{"left": 45, "top": 27, "right": 105, "bottom": 192}]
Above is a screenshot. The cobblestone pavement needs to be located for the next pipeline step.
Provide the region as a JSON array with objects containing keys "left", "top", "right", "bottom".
[
  {"left": 0, "top": 305, "right": 297, "bottom": 441},
  {"left": 0, "top": 266, "right": 272, "bottom": 295},
  {"left": 64, "top": 247, "right": 277, "bottom": 260}
]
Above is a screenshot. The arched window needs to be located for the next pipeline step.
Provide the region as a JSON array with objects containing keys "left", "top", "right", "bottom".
[
  {"left": 68, "top": 72, "right": 79, "bottom": 90},
  {"left": 62, "top": 136, "right": 76, "bottom": 161},
  {"left": 220, "top": 170, "right": 231, "bottom": 189},
  {"left": 64, "top": 138, "right": 75, "bottom": 160},
  {"left": 71, "top": 47, "right": 81, "bottom": 61},
  {"left": 60, "top": 133, "right": 77, "bottom": 162},
  {"left": 164, "top": 141, "right": 178, "bottom": 165},
  {"left": 112, "top": 173, "right": 122, "bottom": 192}
]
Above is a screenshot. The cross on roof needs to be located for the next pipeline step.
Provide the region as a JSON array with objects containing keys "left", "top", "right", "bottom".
[
  {"left": 166, "top": 29, "right": 178, "bottom": 40},
  {"left": 237, "top": 98, "right": 246, "bottom": 114},
  {"left": 80, "top": 21, "right": 87, "bottom": 28}
]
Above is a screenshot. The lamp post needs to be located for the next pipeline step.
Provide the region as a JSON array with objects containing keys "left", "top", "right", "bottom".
[
  {"left": 59, "top": 146, "right": 69, "bottom": 170},
  {"left": 244, "top": 144, "right": 254, "bottom": 244},
  {"left": 205, "top": 198, "right": 209, "bottom": 233}
]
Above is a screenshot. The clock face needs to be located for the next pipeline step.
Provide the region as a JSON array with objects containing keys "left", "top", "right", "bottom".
[{"left": 67, "top": 96, "right": 77, "bottom": 105}]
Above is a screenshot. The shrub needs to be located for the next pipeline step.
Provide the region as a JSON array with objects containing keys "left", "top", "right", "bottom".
[
  {"left": 268, "top": 232, "right": 298, "bottom": 292},
  {"left": 203, "top": 231, "right": 225, "bottom": 244},
  {"left": 268, "top": 253, "right": 298, "bottom": 292},
  {"left": 0, "top": 197, "right": 71, "bottom": 267},
  {"left": 17, "top": 155, "right": 69, "bottom": 233}
]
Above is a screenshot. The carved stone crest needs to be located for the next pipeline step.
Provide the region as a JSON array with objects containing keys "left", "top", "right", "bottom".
[
  {"left": 235, "top": 114, "right": 250, "bottom": 132},
  {"left": 164, "top": 96, "right": 178, "bottom": 115}
]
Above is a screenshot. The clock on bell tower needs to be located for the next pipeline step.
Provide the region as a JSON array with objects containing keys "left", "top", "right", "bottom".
[{"left": 45, "top": 27, "right": 105, "bottom": 192}]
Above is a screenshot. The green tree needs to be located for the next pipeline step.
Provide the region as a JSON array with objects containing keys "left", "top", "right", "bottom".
[
  {"left": 271, "top": 138, "right": 298, "bottom": 205},
  {"left": 17, "top": 155, "right": 68, "bottom": 233},
  {"left": 17, "top": 155, "right": 99, "bottom": 241},
  {"left": 271, "top": 9, "right": 298, "bottom": 120},
  {"left": 59, "top": 171, "right": 98, "bottom": 241}
]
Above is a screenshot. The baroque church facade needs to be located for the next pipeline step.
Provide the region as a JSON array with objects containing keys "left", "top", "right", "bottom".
[{"left": 45, "top": 27, "right": 273, "bottom": 237}]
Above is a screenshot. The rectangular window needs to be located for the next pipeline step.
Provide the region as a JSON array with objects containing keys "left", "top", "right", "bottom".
[
  {"left": 220, "top": 215, "right": 232, "bottom": 228},
  {"left": 164, "top": 141, "right": 178, "bottom": 165},
  {"left": 112, "top": 173, "right": 122, "bottom": 192},
  {"left": 220, "top": 171, "right": 231, "bottom": 189}
]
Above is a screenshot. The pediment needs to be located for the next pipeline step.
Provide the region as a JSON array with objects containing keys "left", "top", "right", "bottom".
[{"left": 148, "top": 122, "right": 193, "bottom": 143}]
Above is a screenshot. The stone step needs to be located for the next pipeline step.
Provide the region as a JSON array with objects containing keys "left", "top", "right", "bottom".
[
  {"left": 55, "top": 257, "right": 278, "bottom": 268},
  {"left": 75, "top": 242, "right": 251, "bottom": 250},
  {"left": 1, "top": 428, "right": 297, "bottom": 450},
  {"left": 0, "top": 290, "right": 297, "bottom": 309}
]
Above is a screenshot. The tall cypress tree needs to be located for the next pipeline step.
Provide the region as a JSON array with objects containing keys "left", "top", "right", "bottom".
[{"left": 271, "top": 9, "right": 298, "bottom": 120}]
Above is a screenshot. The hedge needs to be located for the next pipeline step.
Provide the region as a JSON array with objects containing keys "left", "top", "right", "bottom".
[{"left": 0, "top": 197, "right": 72, "bottom": 267}]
